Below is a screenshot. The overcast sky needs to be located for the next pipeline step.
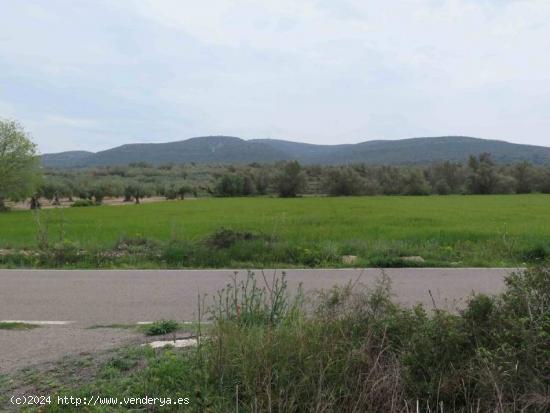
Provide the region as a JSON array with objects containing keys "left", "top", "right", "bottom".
[{"left": 1, "top": 0, "right": 549, "bottom": 153}]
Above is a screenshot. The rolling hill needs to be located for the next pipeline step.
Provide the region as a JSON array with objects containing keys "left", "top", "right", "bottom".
[{"left": 41, "top": 136, "right": 550, "bottom": 168}]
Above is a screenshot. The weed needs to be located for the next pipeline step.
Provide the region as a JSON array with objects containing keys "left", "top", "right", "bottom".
[
  {"left": 205, "top": 228, "right": 262, "bottom": 249},
  {"left": 205, "top": 267, "right": 550, "bottom": 412},
  {"left": 521, "top": 244, "right": 549, "bottom": 263},
  {"left": 0, "top": 322, "right": 39, "bottom": 330},
  {"left": 141, "top": 320, "right": 180, "bottom": 336}
]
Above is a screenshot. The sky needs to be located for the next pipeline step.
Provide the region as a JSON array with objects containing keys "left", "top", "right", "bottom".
[{"left": 1, "top": 0, "right": 549, "bottom": 154}]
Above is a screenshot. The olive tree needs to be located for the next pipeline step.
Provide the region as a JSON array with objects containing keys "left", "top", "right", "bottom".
[
  {"left": 466, "top": 153, "right": 498, "bottom": 194},
  {"left": 0, "top": 120, "right": 42, "bottom": 211},
  {"left": 325, "top": 167, "right": 364, "bottom": 196},
  {"left": 124, "top": 183, "right": 151, "bottom": 204},
  {"left": 275, "top": 161, "right": 306, "bottom": 197}
]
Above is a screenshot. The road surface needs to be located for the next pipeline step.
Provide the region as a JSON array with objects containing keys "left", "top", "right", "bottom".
[
  {"left": 0, "top": 268, "right": 514, "bottom": 323},
  {"left": 1, "top": 268, "right": 514, "bottom": 373}
]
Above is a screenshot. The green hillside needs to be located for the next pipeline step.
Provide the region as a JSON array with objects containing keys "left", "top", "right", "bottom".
[{"left": 41, "top": 136, "right": 550, "bottom": 168}]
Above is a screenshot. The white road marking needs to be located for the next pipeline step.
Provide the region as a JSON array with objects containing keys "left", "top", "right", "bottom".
[{"left": 0, "top": 320, "right": 74, "bottom": 325}]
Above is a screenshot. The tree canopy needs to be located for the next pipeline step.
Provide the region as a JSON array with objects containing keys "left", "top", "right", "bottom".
[{"left": 0, "top": 120, "right": 42, "bottom": 210}]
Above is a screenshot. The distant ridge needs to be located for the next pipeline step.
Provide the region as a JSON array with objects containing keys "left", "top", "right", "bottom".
[{"left": 41, "top": 136, "right": 550, "bottom": 168}]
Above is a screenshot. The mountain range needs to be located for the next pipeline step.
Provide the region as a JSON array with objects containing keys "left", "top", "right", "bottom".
[{"left": 41, "top": 136, "right": 550, "bottom": 168}]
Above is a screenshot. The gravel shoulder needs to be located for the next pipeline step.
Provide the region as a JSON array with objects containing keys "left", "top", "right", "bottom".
[{"left": 0, "top": 324, "right": 143, "bottom": 374}]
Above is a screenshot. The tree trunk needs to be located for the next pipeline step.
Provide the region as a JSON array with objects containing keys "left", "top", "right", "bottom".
[
  {"left": 52, "top": 194, "right": 61, "bottom": 206},
  {"left": 30, "top": 196, "right": 41, "bottom": 210},
  {"left": 134, "top": 196, "right": 140, "bottom": 204},
  {"left": 0, "top": 198, "right": 8, "bottom": 212}
]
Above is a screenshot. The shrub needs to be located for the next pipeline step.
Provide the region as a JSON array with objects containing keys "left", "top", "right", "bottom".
[
  {"left": 113, "top": 235, "right": 161, "bottom": 257},
  {"left": 205, "top": 228, "right": 260, "bottom": 249},
  {"left": 71, "top": 199, "right": 95, "bottom": 207},
  {"left": 142, "top": 320, "right": 180, "bottom": 336},
  {"left": 204, "top": 267, "right": 550, "bottom": 412},
  {"left": 39, "top": 240, "right": 82, "bottom": 265},
  {"left": 521, "top": 244, "right": 549, "bottom": 263}
]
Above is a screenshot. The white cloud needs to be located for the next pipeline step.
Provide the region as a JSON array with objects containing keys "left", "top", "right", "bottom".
[{"left": 1, "top": 0, "right": 549, "bottom": 151}]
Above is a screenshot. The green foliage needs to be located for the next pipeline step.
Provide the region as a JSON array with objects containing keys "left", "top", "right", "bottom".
[
  {"left": 210, "top": 270, "right": 298, "bottom": 327},
  {"left": 205, "top": 228, "right": 260, "bottom": 249},
  {"left": 142, "top": 320, "right": 180, "bottom": 336},
  {"left": 0, "top": 119, "right": 42, "bottom": 210},
  {"left": 214, "top": 174, "right": 245, "bottom": 197},
  {"left": 466, "top": 153, "right": 515, "bottom": 195},
  {"left": 521, "top": 244, "right": 549, "bottom": 263},
  {"left": 325, "top": 167, "right": 364, "bottom": 195},
  {"left": 71, "top": 199, "right": 95, "bottom": 207},
  {"left": 205, "top": 267, "right": 550, "bottom": 412},
  {"left": 275, "top": 160, "right": 306, "bottom": 197},
  {"left": 401, "top": 169, "right": 431, "bottom": 195},
  {"left": 37, "top": 153, "right": 550, "bottom": 202},
  {"left": 0, "top": 322, "right": 39, "bottom": 330},
  {"left": 124, "top": 182, "right": 153, "bottom": 204},
  {"left": 38, "top": 240, "right": 82, "bottom": 265}
]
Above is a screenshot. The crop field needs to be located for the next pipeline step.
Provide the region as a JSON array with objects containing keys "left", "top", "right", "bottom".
[{"left": 0, "top": 194, "right": 549, "bottom": 267}]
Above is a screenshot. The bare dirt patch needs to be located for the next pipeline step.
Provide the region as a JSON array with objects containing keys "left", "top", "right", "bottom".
[
  {"left": 6, "top": 196, "right": 179, "bottom": 211},
  {"left": 0, "top": 324, "right": 143, "bottom": 374}
]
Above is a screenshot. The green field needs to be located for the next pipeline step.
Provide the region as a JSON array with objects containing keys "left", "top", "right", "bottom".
[{"left": 0, "top": 195, "right": 549, "bottom": 267}]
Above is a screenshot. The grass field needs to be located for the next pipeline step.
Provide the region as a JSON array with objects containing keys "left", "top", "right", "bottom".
[{"left": 0, "top": 194, "right": 549, "bottom": 267}]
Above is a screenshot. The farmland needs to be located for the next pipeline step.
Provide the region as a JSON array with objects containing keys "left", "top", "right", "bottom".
[{"left": 0, "top": 194, "right": 548, "bottom": 268}]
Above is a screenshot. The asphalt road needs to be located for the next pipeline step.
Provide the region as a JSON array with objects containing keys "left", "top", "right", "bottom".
[{"left": 0, "top": 268, "right": 514, "bottom": 323}]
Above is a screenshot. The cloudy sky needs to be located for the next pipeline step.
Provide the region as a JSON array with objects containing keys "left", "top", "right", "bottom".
[{"left": 1, "top": 0, "right": 549, "bottom": 153}]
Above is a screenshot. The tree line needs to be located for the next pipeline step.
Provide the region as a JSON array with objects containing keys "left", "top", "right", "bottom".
[{"left": 2, "top": 119, "right": 550, "bottom": 211}]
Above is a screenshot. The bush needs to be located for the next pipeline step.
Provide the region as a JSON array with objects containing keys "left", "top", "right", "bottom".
[
  {"left": 204, "top": 267, "right": 550, "bottom": 412},
  {"left": 71, "top": 199, "right": 95, "bottom": 207},
  {"left": 205, "top": 228, "right": 260, "bottom": 249},
  {"left": 113, "top": 235, "right": 161, "bottom": 257},
  {"left": 142, "top": 320, "right": 180, "bottom": 336},
  {"left": 521, "top": 244, "right": 549, "bottom": 263},
  {"left": 39, "top": 240, "right": 82, "bottom": 265}
]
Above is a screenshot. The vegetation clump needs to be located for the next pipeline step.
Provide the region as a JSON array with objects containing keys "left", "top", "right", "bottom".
[
  {"left": 204, "top": 267, "right": 550, "bottom": 412},
  {"left": 205, "top": 228, "right": 262, "bottom": 249},
  {"left": 71, "top": 199, "right": 95, "bottom": 207},
  {"left": 142, "top": 320, "right": 180, "bottom": 336},
  {"left": 0, "top": 322, "right": 39, "bottom": 330}
]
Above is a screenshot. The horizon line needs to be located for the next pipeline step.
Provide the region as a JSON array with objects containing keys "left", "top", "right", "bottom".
[{"left": 43, "top": 134, "right": 537, "bottom": 155}]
